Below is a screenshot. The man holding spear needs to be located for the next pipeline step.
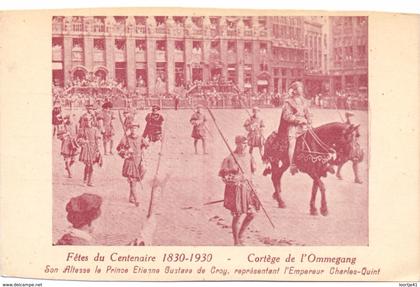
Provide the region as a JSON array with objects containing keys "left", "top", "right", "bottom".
[{"left": 219, "top": 135, "right": 260, "bottom": 245}]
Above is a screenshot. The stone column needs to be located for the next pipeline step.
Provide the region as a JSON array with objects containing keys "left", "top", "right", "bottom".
[
  {"left": 146, "top": 36, "right": 156, "bottom": 96},
  {"left": 184, "top": 36, "right": 193, "bottom": 83},
  {"left": 126, "top": 37, "right": 136, "bottom": 92},
  {"left": 63, "top": 36, "right": 73, "bottom": 84},
  {"left": 167, "top": 37, "right": 175, "bottom": 94},
  {"left": 237, "top": 39, "right": 244, "bottom": 92},
  {"left": 105, "top": 36, "right": 115, "bottom": 81}
]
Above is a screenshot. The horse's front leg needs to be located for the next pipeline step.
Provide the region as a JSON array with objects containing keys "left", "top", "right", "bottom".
[
  {"left": 318, "top": 179, "right": 328, "bottom": 216},
  {"left": 271, "top": 161, "right": 286, "bottom": 208},
  {"left": 310, "top": 180, "right": 319, "bottom": 215}
]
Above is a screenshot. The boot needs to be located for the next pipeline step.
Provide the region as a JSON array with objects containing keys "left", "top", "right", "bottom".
[
  {"left": 87, "top": 167, "right": 93, "bottom": 187},
  {"left": 83, "top": 166, "right": 88, "bottom": 184}
]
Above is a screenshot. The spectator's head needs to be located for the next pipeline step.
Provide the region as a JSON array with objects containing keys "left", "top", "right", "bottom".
[{"left": 66, "top": 193, "right": 102, "bottom": 230}]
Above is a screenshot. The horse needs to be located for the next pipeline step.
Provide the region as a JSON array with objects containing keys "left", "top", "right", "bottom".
[{"left": 262, "top": 122, "right": 360, "bottom": 216}]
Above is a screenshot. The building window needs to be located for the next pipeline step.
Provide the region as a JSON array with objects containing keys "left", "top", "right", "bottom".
[
  {"left": 135, "top": 40, "right": 146, "bottom": 52},
  {"left": 175, "top": 41, "right": 184, "bottom": 51},
  {"left": 136, "top": 69, "right": 147, "bottom": 87},
  {"left": 156, "top": 40, "right": 166, "bottom": 51},
  {"left": 175, "top": 62, "right": 185, "bottom": 87},
  {"left": 227, "top": 64, "right": 236, "bottom": 83}
]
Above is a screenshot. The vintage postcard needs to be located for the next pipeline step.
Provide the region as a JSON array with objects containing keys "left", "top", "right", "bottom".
[{"left": 0, "top": 8, "right": 419, "bottom": 282}]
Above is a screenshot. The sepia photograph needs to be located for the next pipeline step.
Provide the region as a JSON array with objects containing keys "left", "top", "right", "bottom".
[{"left": 50, "top": 15, "right": 369, "bottom": 246}]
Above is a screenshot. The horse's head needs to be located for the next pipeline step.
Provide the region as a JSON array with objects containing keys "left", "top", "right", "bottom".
[
  {"left": 313, "top": 122, "right": 360, "bottom": 165},
  {"left": 334, "top": 123, "right": 360, "bottom": 164}
]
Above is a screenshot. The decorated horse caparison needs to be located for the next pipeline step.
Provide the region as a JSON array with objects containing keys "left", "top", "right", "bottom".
[{"left": 262, "top": 122, "right": 360, "bottom": 216}]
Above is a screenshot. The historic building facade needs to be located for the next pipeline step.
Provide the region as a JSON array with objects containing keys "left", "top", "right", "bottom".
[
  {"left": 328, "top": 16, "right": 368, "bottom": 95},
  {"left": 52, "top": 16, "right": 305, "bottom": 96}
]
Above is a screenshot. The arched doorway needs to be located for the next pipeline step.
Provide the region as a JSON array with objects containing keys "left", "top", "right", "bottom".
[
  {"left": 93, "top": 66, "right": 108, "bottom": 81},
  {"left": 71, "top": 66, "right": 88, "bottom": 81}
]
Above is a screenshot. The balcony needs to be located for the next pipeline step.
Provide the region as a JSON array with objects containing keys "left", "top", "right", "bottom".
[
  {"left": 93, "top": 50, "right": 105, "bottom": 62},
  {"left": 191, "top": 28, "right": 203, "bottom": 37},
  {"left": 113, "top": 23, "right": 126, "bottom": 36},
  {"left": 135, "top": 51, "right": 147, "bottom": 62},
  {"left": 356, "top": 59, "right": 367, "bottom": 67},
  {"left": 72, "top": 22, "right": 83, "bottom": 33},
  {"left": 227, "top": 51, "right": 237, "bottom": 64},
  {"left": 334, "top": 60, "right": 342, "bottom": 67},
  {"left": 171, "top": 27, "right": 185, "bottom": 37},
  {"left": 92, "top": 23, "right": 105, "bottom": 34},
  {"left": 52, "top": 48, "right": 63, "bottom": 61},
  {"left": 174, "top": 50, "right": 184, "bottom": 62},
  {"left": 259, "top": 28, "right": 268, "bottom": 37},
  {"left": 155, "top": 26, "right": 167, "bottom": 35},
  {"left": 209, "top": 50, "right": 220, "bottom": 63},
  {"left": 210, "top": 28, "right": 219, "bottom": 38},
  {"left": 244, "top": 53, "right": 253, "bottom": 64},
  {"left": 155, "top": 50, "right": 166, "bottom": 62},
  {"left": 191, "top": 51, "right": 202, "bottom": 64},
  {"left": 72, "top": 50, "right": 84, "bottom": 62},
  {"left": 226, "top": 28, "right": 237, "bottom": 37},
  {"left": 114, "top": 49, "right": 126, "bottom": 62},
  {"left": 135, "top": 25, "right": 146, "bottom": 36},
  {"left": 244, "top": 28, "right": 253, "bottom": 37},
  {"left": 52, "top": 23, "right": 63, "bottom": 34}
]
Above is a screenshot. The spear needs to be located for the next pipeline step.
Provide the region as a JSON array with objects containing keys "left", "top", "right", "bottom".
[{"left": 204, "top": 100, "right": 275, "bottom": 229}]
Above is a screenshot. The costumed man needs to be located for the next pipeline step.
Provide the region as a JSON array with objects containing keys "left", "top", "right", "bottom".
[
  {"left": 219, "top": 135, "right": 260, "bottom": 246},
  {"left": 277, "top": 81, "right": 312, "bottom": 175},
  {"left": 143, "top": 105, "right": 164, "bottom": 143},
  {"left": 190, "top": 105, "right": 208, "bottom": 154},
  {"left": 244, "top": 106, "right": 265, "bottom": 157},
  {"left": 116, "top": 122, "right": 149, "bottom": 207},
  {"left": 77, "top": 113, "right": 102, "bottom": 187},
  {"left": 55, "top": 193, "right": 102, "bottom": 245},
  {"left": 58, "top": 114, "right": 79, "bottom": 178},
  {"left": 336, "top": 112, "right": 364, "bottom": 184},
  {"left": 79, "top": 103, "right": 98, "bottom": 129},
  {"left": 52, "top": 100, "right": 63, "bottom": 138},
  {"left": 97, "top": 101, "right": 115, "bottom": 155},
  {"left": 123, "top": 109, "right": 136, "bottom": 131}
]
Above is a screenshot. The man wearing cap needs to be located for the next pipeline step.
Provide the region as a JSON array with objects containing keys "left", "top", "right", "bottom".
[
  {"left": 143, "top": 105, "right": 164, "bottom": 143},
  {"left": 97, "top": 101, "right": 115, "bottom": 155},
  {"left": 58, "top": 114, "right": 78, "bottom": 178},
  {"left": 77, "top": 113, "right": 102, "bottom": 187},
  {"left": 79, "top": 103, "right": 98, "bottom": 129},
  {"left": 219, "top": 135, "right": 259, "bottom": 246},
  {"left": 244, "top": 106, "right": 265, "bottom": 157},
  {"left": 190, "top": 105, "right": 208, "bottom": 154},
  {"left": 56, "top": 193, "right": 102, "bottom": 245},
  {"left": 117, "top": 122, "right": 149, "bottom": 206},
  {"left": 277, "top": 81, "right": 312, "bottom": 175}
]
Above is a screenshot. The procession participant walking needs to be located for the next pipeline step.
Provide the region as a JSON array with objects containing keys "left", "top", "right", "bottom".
[
  {"left": 218, "top": 135, "right": 260, "bottom": 246},
  {"left": 58, "top": 114, "right": 78, "bottom": 178},
  {"left": 77, "top": 114, "right": 102, "bottom": 187},
  {"left": 116, "top": 122, "right": 149, "bottom": 207},
  {"left": 190, "top": 105, "right": 208, "bottom": 154},
  {"left": 143, "top": 105, "right": 164, "bottom": 143},
  {"left": 56, "top": 193, "right": 102, "bottom": 245},
  {"left": 79, "top": 103, "right": 98, "bottom": 129},
  {"left": 336, "top": 112, "right": 364, "bottom": 184},
  {"left": 97, "top": 101, "right": 115, "bottom": 155},
  {"left": 52, "top": 100, "right": 63, "bottom": 138},
  {"left": 122, "top": 109, "right": 136, "bottom": 131},
  {"left": 277, "top": 81, "right": 312, "bottom": 175},
  {"left": 243, "top": 106, "right": 265, "bottom": 157}
]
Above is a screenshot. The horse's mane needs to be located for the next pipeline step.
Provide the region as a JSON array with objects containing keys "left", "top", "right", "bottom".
[{"left": 297, "top": 122, "right": 350, "bottom": 147}]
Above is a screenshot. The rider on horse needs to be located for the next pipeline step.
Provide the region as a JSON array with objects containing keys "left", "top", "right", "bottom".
[{"left": 278, "top": 81, "right": 312, "bottom": 175}]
